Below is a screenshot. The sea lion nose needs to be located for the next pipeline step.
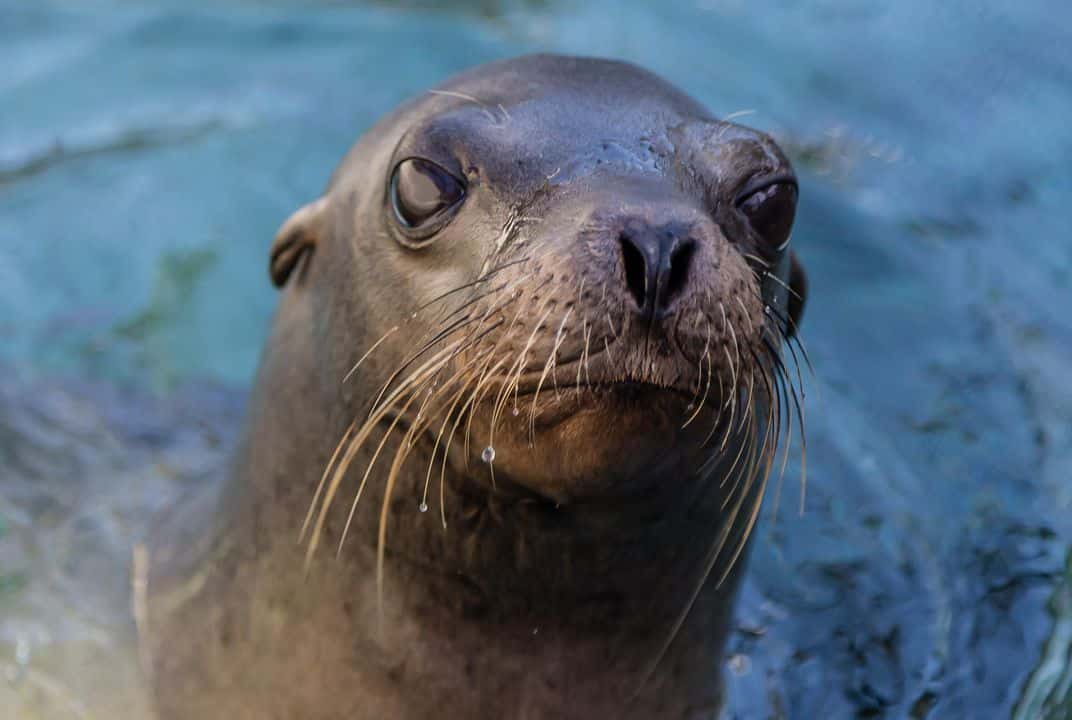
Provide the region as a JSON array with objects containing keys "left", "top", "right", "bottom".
[{"left": 618, "top": 220, "right": 697, "bottom": 319}]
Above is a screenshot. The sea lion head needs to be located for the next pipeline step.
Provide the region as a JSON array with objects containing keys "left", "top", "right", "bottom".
[
  {"left": 142, "top": 55, "right": 814, "bottom": 720},
  {"left": 270, "top": 54, "right": 807, "bottom": 544}
]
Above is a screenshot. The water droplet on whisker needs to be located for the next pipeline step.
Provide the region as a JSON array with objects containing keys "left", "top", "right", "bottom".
[
  {"left": 418, "top": 501, "right": 428, "bottom": 513},
  {"left": 481, "top": 446, "right": 496, "bottom": 463}
]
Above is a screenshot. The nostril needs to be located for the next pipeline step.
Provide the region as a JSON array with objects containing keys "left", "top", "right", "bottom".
[
  {"left": 619, "top": 233, "right": 648, "bottom": 311},
  {"left": 664, "top": 240, "right": 695, "bottom": 306}
]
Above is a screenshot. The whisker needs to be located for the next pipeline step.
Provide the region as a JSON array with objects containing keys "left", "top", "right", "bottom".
[
  {"left": 463, "top": 301, "right": 529, "bottom": 464},
  {"left": 416, "top": 351, "right": 493, "bottom": 509},
  {"left": 753, "top": 267, "right": 805, "bottom": 305},
  {"left": 490, "top": 298, "right": 555, "bottom": 455},
  {"left": 304, "top": 329, "right": 493, "bottom": 565},
  {"left": 681, "top": 340, "right": 712, "bottom": 429},
  {"left": 458, "top": 356, "right": 511, "bottom": 483},
  {"left": 337, "top": 386, "right": 422, "bottom": 558},
  {"left": 734, "top": 296, "right": 755, "bottom": 336},
  {"left": 343, "top": 326, "right": 400, "bottom": 384},
  {"left": 367, "top": 312, "right": 479, "bottom": 418},
  {"left": 530, "top": 307, "right": 573, "bottom": 444},
  {"left": 299, "top": 418, "right": 357, "bottom": 542},
  {"left": 415, "top": 256, "right": 532, "bottom": 315}
]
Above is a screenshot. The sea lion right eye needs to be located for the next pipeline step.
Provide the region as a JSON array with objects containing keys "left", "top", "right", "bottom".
[
  {"left": 736, "top": 180, "right": 797, "bottom": 255},
  {"left": 389, "top": 158, "right": 466, "bottom": 239}
]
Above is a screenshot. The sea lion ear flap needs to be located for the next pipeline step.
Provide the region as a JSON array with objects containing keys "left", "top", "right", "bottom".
[
  {"left": 269, "top": 197, "right": 328, "bottom": 288},
  {"left": 786, "top": 250, "right": 807, "bottom": 337}
]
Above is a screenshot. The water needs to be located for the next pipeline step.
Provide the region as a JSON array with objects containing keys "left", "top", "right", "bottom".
[{"left": 1, "top": 0, "right": 1070, "bottom": 717}]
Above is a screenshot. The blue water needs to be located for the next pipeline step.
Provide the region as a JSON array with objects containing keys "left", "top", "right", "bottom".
[{"left": 1, "top": 1, "right": 1070, "bottom": 717}]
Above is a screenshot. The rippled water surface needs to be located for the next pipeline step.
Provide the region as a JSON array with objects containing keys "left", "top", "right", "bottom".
[{"left": 2, "top": 1, "right": 1070, "bottom": 717}]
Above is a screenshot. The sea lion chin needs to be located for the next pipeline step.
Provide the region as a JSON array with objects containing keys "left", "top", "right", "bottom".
[
  {"left": 460, "top": 386, "right": 713, "bottom": 502},
  {"left": 143, "top": 54, "right": 809, "bottom": 720}
]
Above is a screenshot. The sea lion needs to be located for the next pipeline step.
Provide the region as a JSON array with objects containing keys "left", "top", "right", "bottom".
[{"left": 142, "top": 54, "right": 808, "bottom": 719}]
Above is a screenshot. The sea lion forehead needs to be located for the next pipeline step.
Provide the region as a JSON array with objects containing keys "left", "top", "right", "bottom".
[
  {"left": 439, "top": 54, "right": 713, "bottom": 120},
  {"left": 392, "top": 101, "right": 675, "bottom": 192},
  {"left": 392, "top": 55, "right": 730, "bottom": 195}
]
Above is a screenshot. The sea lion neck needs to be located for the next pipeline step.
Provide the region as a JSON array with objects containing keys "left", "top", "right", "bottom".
[{"left": 303, "top": 457, "right": 753, "bottom": 720}]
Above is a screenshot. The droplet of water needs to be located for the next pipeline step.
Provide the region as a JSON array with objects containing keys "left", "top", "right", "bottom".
[
  {"left": 10, "top": 636, "right": 30, "bottom": 684},
  {"left": 686, "top": 403, "right": 695, "bottom": 411},
  {"left": 481, "top": 446, "right": 496, "bottom": 463},
  {"left": 418, "top": 501, "right": 429, "bottom": 513},
  {"left": 763, "top": 305, "right": 771, "bottom": 315},
  {"left": 511, "top": 407, "right": 520, "bottom": 416},
  {"left": 727, "top": 653, "right": 751, "bottom": 677},
  {"left": 411, "top": 312, "right": 418, "bottom": 318},
  {"left": 15, "top": 637, "right": 30, "bottom": 667}
]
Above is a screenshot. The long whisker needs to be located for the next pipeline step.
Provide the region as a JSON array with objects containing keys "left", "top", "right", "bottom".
[
  {"left": 343, "top": 326, "right": 400, "bottom": 384},
  {"left": 366, "top": 312, "right": 480, "bottom": 417},
  {"left": 336, "top": 387, "right": 423, "bottom": 558},
  {"left": 529, "top": 306, "right": 573, "bottom": 444},
  {"left": 304, "top": 331, "right": 489, "bottom": 565},
  {"left": 487, "top": 298, "right": 555, "bottom": 461},
  {"left": 681, "top": 341, "right": 712, "bottom": 429},
  {"left": 422, "top": 363, "right": 486, "bottom": 527},
  {"left": 299, "top": 419, "right": 357, "bottom": 542},
  {"left": 415, "top": 256, "right": 531, "bottom": 315},
  {"left": 374, "top": 356, "right": 490, "bottom": 617},
  {"left": 759, "top": 268, "right": 804, "bottom": 303}
]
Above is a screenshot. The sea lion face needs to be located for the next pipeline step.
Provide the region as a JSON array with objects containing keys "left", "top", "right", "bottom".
[{"left": 271, "top": 56, "right": 807, "bottom": 507}]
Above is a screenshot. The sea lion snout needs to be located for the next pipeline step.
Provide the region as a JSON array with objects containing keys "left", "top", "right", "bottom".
[{"left": 617, "top": 218, "right": 698, "bottom": 320}]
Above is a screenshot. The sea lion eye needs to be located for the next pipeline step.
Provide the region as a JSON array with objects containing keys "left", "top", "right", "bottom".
[
  {"left": 737, "top": 180, "right": 797, "bottom": 253},
  {"left": 389, "top": 158, "right": 466, "bottom": 236}
]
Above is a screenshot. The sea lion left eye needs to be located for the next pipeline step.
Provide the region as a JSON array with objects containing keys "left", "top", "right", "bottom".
[
  {"left": 390, "top": 158, "right": 466, "bottom": 230},
  {"left": 737, "top": 181, "right": 797, "bottom": 253}
]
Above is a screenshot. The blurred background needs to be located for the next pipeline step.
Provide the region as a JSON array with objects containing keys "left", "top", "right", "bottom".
[{"left": 1, "top": 1, "right": 1069, "bottom": 717}]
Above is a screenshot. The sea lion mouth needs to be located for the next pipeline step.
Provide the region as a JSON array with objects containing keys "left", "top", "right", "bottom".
[
  {"left": 509, "top": 359, "right": 705, "bottom": 404},
  {"left": 515, "top": 378, "right": 696, "bottom": 402},
  {"left": 507, "top": 374, "right": 708, "bottom": 424}
]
